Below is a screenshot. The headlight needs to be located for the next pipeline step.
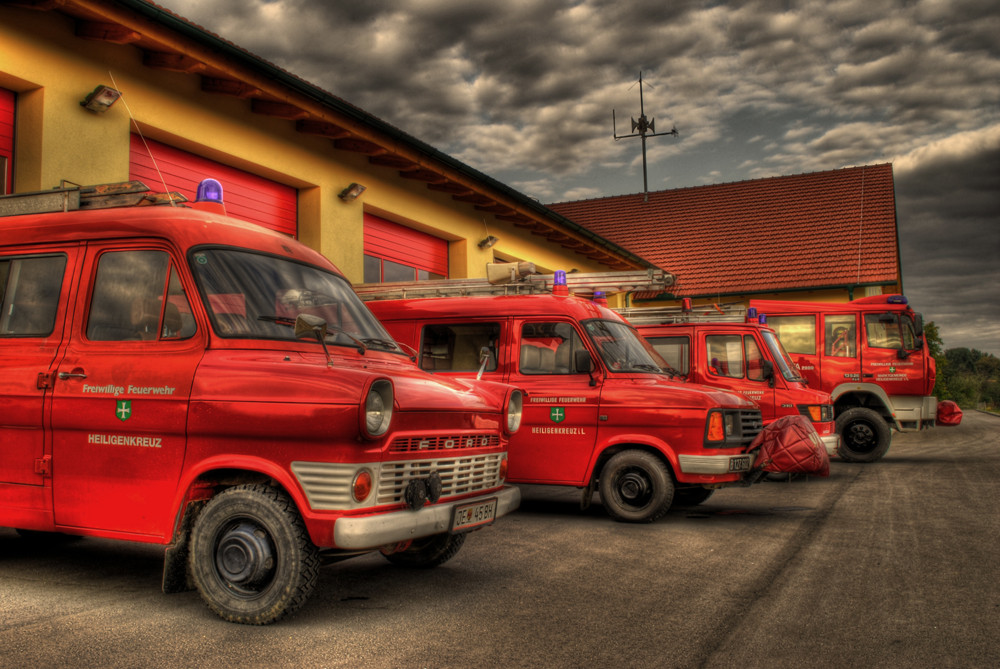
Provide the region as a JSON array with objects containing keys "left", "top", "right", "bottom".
[
  {"left": 506, "top": 390, "right": 523, "bottom": 434},
  {"left": 798, "top": 404, "right": 834, "bottom": 423},
  {"left": 363, "top": 379, "right": 393, "bottom": 438}
]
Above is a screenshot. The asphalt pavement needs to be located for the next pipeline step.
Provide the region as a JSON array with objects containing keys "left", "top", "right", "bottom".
[{"left": 1, "top": 412, "right": 997, "bottom": 668}]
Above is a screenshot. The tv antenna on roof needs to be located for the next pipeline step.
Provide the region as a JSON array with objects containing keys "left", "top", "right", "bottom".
[{"left": 613, "top": 71, "right": 678, "bottom": 201}]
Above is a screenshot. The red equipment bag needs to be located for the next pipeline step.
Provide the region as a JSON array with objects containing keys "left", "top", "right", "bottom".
[
  {"left": 936, "top": 400, "right": 963, "bottom": 426},
  {"left": 750, "top": 414, "right": 830, "bottom": 477}
]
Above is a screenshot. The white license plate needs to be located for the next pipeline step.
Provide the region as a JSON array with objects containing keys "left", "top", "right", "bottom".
[
  {"left": 729, "top": 455, "right": 752, "bottom": 472},
  {"left": 452, "top": 497, "right": 498, "bottom": 532}
]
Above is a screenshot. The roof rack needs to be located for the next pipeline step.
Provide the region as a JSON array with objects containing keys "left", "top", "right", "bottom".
[
  {"left": 615, "top": 302, "right": 747, "bottom": 324},
  {"left": 0, "top": 180, "right": 187, "bottom": 217},
  {"left": 354, "top": 267, "right": 674, "bottom": 301}
]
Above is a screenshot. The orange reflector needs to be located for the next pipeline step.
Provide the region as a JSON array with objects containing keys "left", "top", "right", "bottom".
[
  {"left": 707, "top": 412, "right": 725, "bottom": 441},
  {"left": 352, "top": 470, "right": 373, "bottom": 502},
  {"left": 499, "top": 456, "right": 508, "bottom": 483}
]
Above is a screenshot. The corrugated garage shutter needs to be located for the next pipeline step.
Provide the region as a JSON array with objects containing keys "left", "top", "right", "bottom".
[
  {"left": 364, "top": 213, "right": 448, "bottom": 279},
  {"left": 129, "top": 135, "right": 297, "bottom": 236},
  {"left": 0, "top": 88, "right": 14, "bottom": 194}
]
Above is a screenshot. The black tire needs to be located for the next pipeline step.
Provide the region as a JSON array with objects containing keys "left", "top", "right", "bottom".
[
  {"left": 598, "top": 450, "right": 673, "bottom": 523},
  {"left": 836, "top": 406, "right": 892, "bottom": 463},
  {"left": 672, "top": 486, "right": 714, "bottom": 506},
  {"left": 189, "top": 484, "right": 319, "bottom": 625},
  {"left": 383, "top": 532, "right": 466, "bottom": 568}
]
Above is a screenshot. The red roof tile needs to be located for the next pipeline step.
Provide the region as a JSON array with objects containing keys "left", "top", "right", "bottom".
[{"left": 547, "top": 164, "right": 899, "bottom": 298}]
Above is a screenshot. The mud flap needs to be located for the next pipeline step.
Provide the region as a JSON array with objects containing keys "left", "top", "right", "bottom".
[{"left": 750, "top": 415, "right": 830, "bottom": 477}]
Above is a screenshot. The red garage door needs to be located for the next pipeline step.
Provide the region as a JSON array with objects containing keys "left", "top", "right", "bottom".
[
  {"left": 0, "top": 88, "right": 14, "bottom": 194},
  {"left": 129, "top": 135, "right": 297, "bottom": 236},
  {"left": 363, "top": 213, "right": 448, "bottom": 283}
]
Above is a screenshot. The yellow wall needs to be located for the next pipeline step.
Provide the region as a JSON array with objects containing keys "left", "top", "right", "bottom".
[{"left": 0, "top": 6, "right": 607, "bottom": 283}]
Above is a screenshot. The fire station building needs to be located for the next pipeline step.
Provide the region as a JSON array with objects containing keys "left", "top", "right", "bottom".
[{"left": 0, "top": 0, "right": 649, "bottom": 291}]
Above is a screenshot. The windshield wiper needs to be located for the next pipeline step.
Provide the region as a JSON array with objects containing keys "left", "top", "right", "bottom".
[
  {"left": 360, "top": 337, "right": 400, "bottom": 351},
  {"left": 259, "top": 315, "right": 367, "bottom": 353}
]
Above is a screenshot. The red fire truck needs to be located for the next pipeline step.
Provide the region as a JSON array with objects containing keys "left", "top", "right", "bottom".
[
  {"left": 362, "top": 270, "right": 826, "bottom": 524},
  {"left": 747, "top": 295, "right": 951, "bottom": 462},
  {"left": 0, "top": 181, "right": 522, "bottom": 624},
  {"left": 631, "top": 321, "right": 839, "bottom": 457}
]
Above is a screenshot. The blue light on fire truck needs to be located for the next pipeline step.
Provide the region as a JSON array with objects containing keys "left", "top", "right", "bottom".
[
  {"left": 196, "top": 178, "right": 224, "bottom": 204},
  {"left": 553, "top": 270, "right": 568, "bottom": 296},
  {"left": 887, "top": 295, "right": 908, "bottom": 305},
  {"left": 747, "top": 307, "right": 758, "bottom": 322},
  {"left": 759, "top": 313, "right": 767, "bottom": 325}
]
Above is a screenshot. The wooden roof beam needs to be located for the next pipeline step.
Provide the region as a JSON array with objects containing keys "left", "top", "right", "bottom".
[
  {"left": 76, "top": 20, "right": 141, "bottom": 44},
  {"left": 251, "top": 99, "right": 310, "bottom": 120},
  {"left": 144, "top": 51, "right": 207, "bottom": 73},
  {"left": 202, "top": 77, "right": 263, "bottom": 99}
]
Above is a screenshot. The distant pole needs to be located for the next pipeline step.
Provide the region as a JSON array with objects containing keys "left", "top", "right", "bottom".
[{"left": 613, "top": 72, "right": 678, "bottom": 201}]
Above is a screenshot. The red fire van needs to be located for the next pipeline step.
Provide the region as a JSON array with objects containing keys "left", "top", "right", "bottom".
[
  {"left": 634, "top": 321, "right": 839, "bottom": 457},
  {"left": 0, "top": 181, "right": 522, "bottom": 624},
  {"left": 366, "top": 278, "right": 788, "bottom": 523}
]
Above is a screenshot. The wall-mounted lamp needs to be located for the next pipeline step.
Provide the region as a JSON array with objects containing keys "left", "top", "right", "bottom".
[
  {"left": 80, "top": 85, "right": 121, "bottom": 113},
  {"left": 478, "top": 235, "right": 499, "bottom": 249},
  {"left": 338, "top": 182, "right": 367, "bottom": 201}
]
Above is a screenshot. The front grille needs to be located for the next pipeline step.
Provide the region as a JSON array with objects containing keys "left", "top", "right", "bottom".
[
  {"left": 377, "top": 453, "right": 504, "bottom": 505},
  {"left": 389, "top": 433, "right": 501, "bottom": 453},
  {"left": 739, "top": 409, "right": 764, "bottom": 446}
]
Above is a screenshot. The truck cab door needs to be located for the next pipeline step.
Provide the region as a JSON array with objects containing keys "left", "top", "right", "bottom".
[
  {"left": 509, "top": 319, "right": 601, "bottom": 485},
  {"left": 859, "top": 311, "right": 925, "bottom": 396},
  {"left": 0, "top": 248, "right": 79, "bottom": 488},
  {"left": 49, "top": 244, "right": 203, "bottom": 538},
  {"left": 702, "top": 333, "right": 776, "bottom": 420}
]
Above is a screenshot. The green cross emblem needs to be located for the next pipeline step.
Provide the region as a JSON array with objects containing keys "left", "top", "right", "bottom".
[
  {"left": 889, "top": 367, "right": 896, "bottom": 373},
  {"left": 116, "top": 400, "right": 132, "bottom": 422},
  {"left": 550, "top": 407, "right": 565, "bottom": 423}
]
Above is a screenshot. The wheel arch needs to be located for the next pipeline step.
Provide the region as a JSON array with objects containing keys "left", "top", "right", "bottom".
[
  {"left": 830, "top": 384, "right": 896, "bottom": 428},
  {"left": 587, "top": 436, "right": 678, "bottom": 486}
]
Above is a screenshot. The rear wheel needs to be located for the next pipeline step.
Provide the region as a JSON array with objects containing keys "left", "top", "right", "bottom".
[
  {"left": 383, "top": 532, "right": 466, "bottom": 568},
  {"left": 836, "top": 407, "right": 892, "bottom": 462},
  {"left": 599, "top": 450, "right": 673, "bottom": 523},
  {"left": 189, "top": 484, "right": 319, "bottom": 625}
]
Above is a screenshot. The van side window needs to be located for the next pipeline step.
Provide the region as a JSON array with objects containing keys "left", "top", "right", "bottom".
[
  {"left": 520, "top": 322, "right": 583, "bottom": 375},
  {"left": 87, "top": 250, "right": 194, "bottom": 342},
  {"left": 0, "top": 255, "right": 66, "bottom": 337},
  {"left": 745, "top": 336, "right": 766, "bottom": 381},
  {"left": 706, "top": 334, "right": 745, "bottom": 379},
  {"left": 420, "top": 323, "right": 500, "bottom": 372},
  {"left": 767, "top": 315, "right": 816, "bottom": 354},
  {"left": 647, "top": 336, "right": 689, "bottom": 375},
  {"left": 825, "top": 315, "right": 856, "bottom": 357},
  {"left": 865, "top": 313, "right": 912, "bottom": 350}
]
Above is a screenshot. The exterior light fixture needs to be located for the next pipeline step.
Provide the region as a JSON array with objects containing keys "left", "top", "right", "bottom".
[
  {"left": 338, "top": 182, "right": 366, "bottom": 201},
  {"left": 80, "top": 85, "right": 121, "bottom": 113},
  {"left": 478, "top": 235, "right": 499, "bottom": 249}
]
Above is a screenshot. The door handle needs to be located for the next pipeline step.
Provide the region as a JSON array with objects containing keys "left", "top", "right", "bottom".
[
  {"left": 863, "top": 373, "right": 874, "bottom": 378},
  {"left": 58, "top": 371, "right": 87, "bottom": 380}
]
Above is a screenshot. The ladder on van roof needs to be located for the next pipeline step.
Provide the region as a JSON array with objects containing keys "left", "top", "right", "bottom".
[
  {"left": 0, "top": 181, "right": 185, "bottom": 217},
  {"left": 615, "top": 302, "right": 747, "bottom": 324},
  {"left": 354, "top": 265, "right": 674, "bottom": 301}
]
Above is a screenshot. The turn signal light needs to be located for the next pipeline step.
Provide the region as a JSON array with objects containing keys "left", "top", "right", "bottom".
[
  {"left": 707, "top": 412, "right": 725, "bottom": 441},
  {"left": 499, "top": 456, "right": 508, "bottom": 483},
  {"left": 352, "top": 469, "right": 373, "bottom": 503}
]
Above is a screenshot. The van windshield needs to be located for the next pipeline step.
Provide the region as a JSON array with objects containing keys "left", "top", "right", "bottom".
[
  {"left": 583, "top": 319, "right": 668, "bottom": 374},
  {"left": 762, "top": 329, "right": 802, "bottom": 382},
  {"left": 190, "top": 247, "right": 402, "bottom": 353}
]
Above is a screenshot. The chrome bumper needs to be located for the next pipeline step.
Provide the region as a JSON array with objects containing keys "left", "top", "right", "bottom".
[
  {"left": 333, "top": 485, "right": 521, "bottom": 550},
  {"left": 820, "top": 433, "right": 841, "bottom": 456},
  {"left": 678, "top": 452, "right": 757, "bottom": 475}
]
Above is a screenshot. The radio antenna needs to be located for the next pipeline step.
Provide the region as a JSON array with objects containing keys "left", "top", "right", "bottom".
[{"left": 612, "top": 72, "right": 678, "bottom": 201}]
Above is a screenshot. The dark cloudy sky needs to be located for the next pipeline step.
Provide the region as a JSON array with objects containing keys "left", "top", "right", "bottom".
[{"left": 155, "top": 0, "right": 1000, "bottom": 355}]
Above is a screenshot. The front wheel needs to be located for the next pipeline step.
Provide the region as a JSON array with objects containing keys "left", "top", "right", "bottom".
[
  {"left": 836, "top": 407, "right": 892, "bottom": 463},
  {"left": 599, "top": 450, "right": 673, "bottom": 523},
  {"left": 189, "top": 484, "right": 319, "bottom": 625},
  {"left": 383, "top": 532, "right": 466, "bottom": 568}
]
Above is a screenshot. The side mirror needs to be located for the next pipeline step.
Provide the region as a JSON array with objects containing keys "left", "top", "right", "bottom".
[
  {"left": 294, "top": 313, "right": 333, "bottom": 365},
  {"left": 912, "top": 313, "right": 924, "bottom": 337},
  {"left": 574, "top": 349, "right": 594, "bottom": 374},
  {"left": 762, "top": 359, "right": 775, "bottom": 387}
]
